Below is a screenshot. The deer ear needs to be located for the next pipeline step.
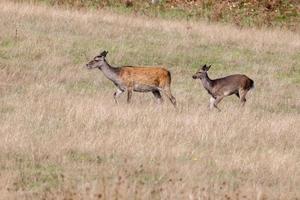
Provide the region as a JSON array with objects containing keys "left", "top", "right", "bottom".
[
  {"left": 99, "top": 50, "right": 108, "bottom": 57},
  {"left": 201, "top": 64, "right": 207, "bottom": 70},
  {"left": 206, "top": 65, "right": 211, "bottom": 71}
]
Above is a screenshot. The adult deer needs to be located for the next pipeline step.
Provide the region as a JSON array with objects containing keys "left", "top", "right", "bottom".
[
  {"left": 86, "top": 51, "right": 177, "bottom": 107},
  {"left": 192, "top": 64, "right": 254, "bottom": 111}
]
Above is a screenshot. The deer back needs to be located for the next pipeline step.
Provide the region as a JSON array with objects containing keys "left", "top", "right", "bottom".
[
  {"left": 212, "top": 74, "right": 254, "bottom": 96},
  {"left": 118, "top": 66, "right": 171, "bottom": 88}
]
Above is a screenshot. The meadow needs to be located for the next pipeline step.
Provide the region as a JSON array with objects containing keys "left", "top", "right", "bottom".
[
  {"left": 15, "top": 0, "right": 300, "bottom": 30},
  {"left": 0, "top": 1, "right": 300, "bottom": 199}
]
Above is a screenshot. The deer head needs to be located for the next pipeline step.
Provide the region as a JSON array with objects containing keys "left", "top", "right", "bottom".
[
  {"left": 86, "top": 50, "right": 108, "bottom": 69},
  {"left": 192, "top": 64, "right": 211, "bottom": 79}
]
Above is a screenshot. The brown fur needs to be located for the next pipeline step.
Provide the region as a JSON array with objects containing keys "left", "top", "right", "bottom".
[
  {"left": 117, "top": 66, "right": 176, "bottom": 106},
  {"left": 118, "top": 66, "right": 171, "bottom": 89}
]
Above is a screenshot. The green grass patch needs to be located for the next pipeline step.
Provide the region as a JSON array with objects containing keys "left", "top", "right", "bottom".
[
  {"left": 4, "top": 154, "right": 64, "bottom": 191},
  {"left": 0, "top": 104, "right": 15, "bottom": 114},
  {"left": 18, "top": 163, "right": 62, "bottom": 190},
  {"left": 67, "top": 150, "right": 96, "bottom": 163},
  {"left": 0, "top": 37, "right": 16, "bottom": 49},
  {"left": 0, "top": 37, "right": 17, "bottom": 59},
  {"left": 67, "top": 150, "right": 117, "bottom": 165}
]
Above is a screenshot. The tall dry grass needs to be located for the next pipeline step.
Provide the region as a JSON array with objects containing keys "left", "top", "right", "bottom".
[{"left": 0, "top": 1, "right": 300, "bottom": 199}]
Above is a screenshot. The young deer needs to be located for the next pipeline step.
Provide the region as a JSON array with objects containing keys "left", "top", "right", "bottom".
[
  {"left": 86, "top": 51, "right": 177, "bottom": 107},
  {"left": 192, "top": 64, "right": 254, "bottom": 111}
]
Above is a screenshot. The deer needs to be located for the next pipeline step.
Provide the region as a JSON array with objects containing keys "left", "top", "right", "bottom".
[
  {"left": 86, "top": 51, "right": 177, "bottom": 107},
  {"left": 192, "top": 64, "right": 254, "bottom": 111}
]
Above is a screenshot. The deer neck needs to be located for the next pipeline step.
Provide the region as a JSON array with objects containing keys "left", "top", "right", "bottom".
[
  {"left": 201, "top": 73, "right": 214, "bottom": 93},
  {"left": 99, "top": 60, "right": 120, "bottom": 83}
]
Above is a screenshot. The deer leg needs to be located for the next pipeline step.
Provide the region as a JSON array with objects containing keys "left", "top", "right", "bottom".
[
  {"left": 212, "top": 96, "right": 224, "bottom": 111},
  {"left": 127, "top": 89, "right": 133, "bottom": 104},
  {"left": 239, "top": 89, "right": 247, "bottom": 106},
  {"left": 209, "top": 97, "right": 216, "bottom": 110},
  {"left": 152, "top": 90, "right": 163, "bottom": 104},
  {"left": 162, "top": 88, "right": 177, "bottom": 107},
  {"left": 113, "top": 89, "right": 124, "bottom": 104}
]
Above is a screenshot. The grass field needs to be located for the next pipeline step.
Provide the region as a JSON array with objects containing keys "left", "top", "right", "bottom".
[
  {"left": 0, "top": 1, "right": 300, "bottom": 199},
  {"left": 15, "top": 0, "right": 300, "bottom": 30}
]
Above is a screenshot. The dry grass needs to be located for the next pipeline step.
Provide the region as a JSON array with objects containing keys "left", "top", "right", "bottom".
[{"left": 0, "top": 1, "right": 300, "bottom": 199}]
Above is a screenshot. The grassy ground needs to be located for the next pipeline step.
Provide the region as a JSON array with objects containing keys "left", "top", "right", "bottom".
[
  {"left": 0, "top": 1, "right": 300, "bottom": 199},
  {"left": 14, "top": 0, "right": 300, "bottom": 30}
]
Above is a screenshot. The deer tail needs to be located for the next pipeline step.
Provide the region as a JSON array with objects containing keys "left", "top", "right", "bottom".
[
  {"left": 166, "top": 71, "right": 172, "bottom": 85},
  {"left": 249, "top": 79, "right": 255, "bottom": 90}
]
